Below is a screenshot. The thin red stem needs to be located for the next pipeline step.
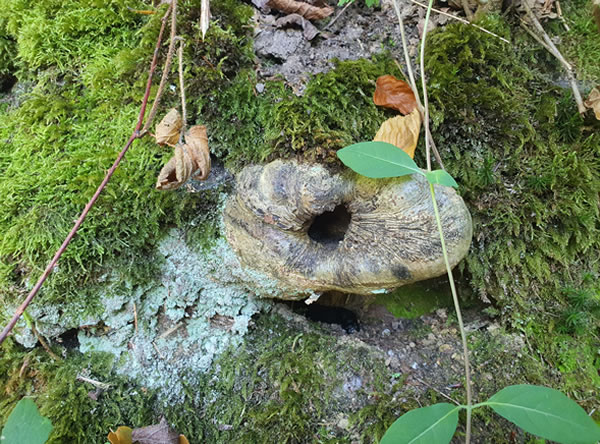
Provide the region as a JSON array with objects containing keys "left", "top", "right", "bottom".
[{"left": 0, "top": 5, "right": 173, "bottom": 346}]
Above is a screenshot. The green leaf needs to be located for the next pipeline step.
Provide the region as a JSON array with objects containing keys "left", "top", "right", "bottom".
[
  {"left": 486, "top": 385, "right": 600, "bottom": 444},
  {"left": 425, "top": 170, "right": 458, "bottom": 188},
  {"left": 337, "top": 141, "right": 425, "bottom": 179},
  {"left": 1, "top": 398, "right": 53, "bottom": 444},
  {"left": 380, "top": 403, "right": 459, "bottom": 444}
]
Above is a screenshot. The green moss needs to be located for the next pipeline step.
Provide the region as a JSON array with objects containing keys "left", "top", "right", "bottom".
[
  {"left": 424, "top": 14, "right": 600, "bottom": 406},
  {"left": 375, "top": 278, "right": 453, "bottom": 319},
  {"left": 202, "top": 56, "right": 403, "bottom": 169},
  {"left": 0, "top": 0, "right": 251, "bottom": 321}
]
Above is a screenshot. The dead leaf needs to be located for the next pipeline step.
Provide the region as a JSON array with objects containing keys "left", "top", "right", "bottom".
[
  {"left": 131, "top": 417, "right": 180, "bottom": 444},
  {"left": 584, "top": 87, "right": 600, "bottom": 120},
  {"left": 155, "top": 109, "right": 183, "bottom": 146},
  {"left": 373, "top": 75, "right": 418, "bottom": 115},
  {"left": 267, "top": 0, "right": 333, "bottom": 20},
  {"left": 373, "top": 109, "right": 422, "bottom": 159},
  {"left": 594, "top": 0, "right": 600, "bottom": 32},
  {"left": 108, "top": 426, "right": 133, "bottom": 444},
  {"left": 156, "top": 125, "right": 211, "bottom": 190},
  {"left": 275, "top": 13, "right": 319, "bottom": 40},
  {"left": 185, "top": 125, "right": 211, "bottom": 180}
]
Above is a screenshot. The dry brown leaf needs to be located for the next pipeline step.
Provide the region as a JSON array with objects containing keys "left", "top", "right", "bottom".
[
  {"left": 267, "top": 0, "right": 333, "bottom": 20},
  {"left": 108, "top": 426, "right": 133, "bottom": 444},
  {"left": 156, "top": 125, "right": 211, "bottom": 190},
  {"left": 373, "top": 75, "right": 418, "bottom": 115},
  {"left": 585, "top": 86, "right": 600, "bottom": 120},
  {"left": 185, "top": 125, "right": 211, "bottom": 180},
  {"left": 131, "top": 417, "right": 179, "bottom": 444},
  {"left": 275, "top": 13, "right": 319, "bottom": 40},
  {"left": 594, "top": 0, "right": 600, "bottom": 32},
  {"left": 155, "top": 108, "right": 183, "bottom": 146},
  {"left": 373, "top": 109, "right": 422, "bottom": 159}
]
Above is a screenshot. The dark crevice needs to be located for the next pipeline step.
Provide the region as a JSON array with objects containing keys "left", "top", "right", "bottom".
[{"left": 307, "top": 204, "right": 351, "bottom": 246}]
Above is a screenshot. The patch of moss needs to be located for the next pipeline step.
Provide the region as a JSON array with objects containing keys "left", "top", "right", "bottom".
[
  {"left": 424, "top": 14, "right": 600, "bottom": 406},
  {"left": 375, "top": 277, "right": 454, "bottom": 319},
  {"left": 202, "top": 56, "right": 404, "bottom": 169},
  {"left": 0, "top": 0, "right": 252, "bottom": 322},
  {"left": 0, "top": 313, "right": 397, "bottom": 443}
]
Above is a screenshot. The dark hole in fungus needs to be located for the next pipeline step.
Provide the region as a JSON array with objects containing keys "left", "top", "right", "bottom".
[{"left": 307, "top": 204, "right": 351, "bottom": 246}]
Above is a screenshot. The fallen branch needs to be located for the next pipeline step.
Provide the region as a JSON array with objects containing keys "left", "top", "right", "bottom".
[{"left": 0, "top": 3, "right": 176, "bottom": 346}]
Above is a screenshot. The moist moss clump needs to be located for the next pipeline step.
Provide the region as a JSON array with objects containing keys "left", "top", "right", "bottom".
[
  {"left": 0, "top": 0, "right": 253, "bottom": 322},
  {"left": 424, "top": 15, "right": 600, "bottom": 404}
]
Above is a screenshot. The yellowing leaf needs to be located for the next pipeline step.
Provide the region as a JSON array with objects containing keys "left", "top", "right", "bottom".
[
  {"left": 373, "top": 109, "right": 421, "bottom": 159},
  {"left": 156, "top": 125, "right": 211, "bottom": 190},
  {"left": 373, "top": 75, "right": 417, "bottom": 115},
  {"left": 155, "top": 108, "right": 183, "bottom": 146},
  {"left": 584, "top": 86, "right": 600, "bottom": 120},
  {"left": 108, "top": 426, "right": 133, "bottom": 444}
]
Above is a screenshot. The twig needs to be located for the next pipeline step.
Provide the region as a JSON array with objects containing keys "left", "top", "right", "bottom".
[
  {"left": 408, "top": 0, "right": 510, "bottom": 44},
  {"left": 324, "top": 1, "right": 352, "bottom": 31},
  {"left": 461, "top": 0, "right": 473, "bottom": 21},
  {"left": 152, "top": 341, "right": 165, "bottom": 359},
  {"left": 0, "top": 4, "right": 174, "bottom": 346},
  {"left": 522, "top": 1, "right": 586, "bottom": 114},
  {"left": 177, "top": 38, "right": 187, "bottom": 135},
  {"left": 158, "top": 322, "right": 182, "bottom": 339},
  {"left": 391, "top": 0, "right": 445, "bottom": 170},
  {"left": 555, "top": 1, "right": 570, "bottom": 31},
  {"left": 143, "top": 0, "right": 179, "bottom": 134},
  {"left": 414, "top": 376, "right": 460, "bottom": 405},
  {"left": 76, "top": 374, "right": 111, "bottom": 390},
  {"left": 19, "top": 356, "right": 30, "bottom": 378},
  {"left": 133, "top": 302, "right": 138, "bottom": 334},
  {"left": 30, "top": 322, "right": 61, "bottom": 361}
]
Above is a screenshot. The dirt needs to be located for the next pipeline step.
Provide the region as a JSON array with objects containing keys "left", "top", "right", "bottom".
[{"left": 252, "top": 0, "right": 429, "bottom": 93}]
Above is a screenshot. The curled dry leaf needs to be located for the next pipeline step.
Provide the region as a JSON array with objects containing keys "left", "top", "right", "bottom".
[
  {"left": 267, "top": 0, "right": 333, "bottom": 20},
  {"left": 156, "top": 125, "right": 211, "bottom": 190},
  {"left": 155, "top": 108, "right": 183, "bottom": 146},
  {"left": 275, "top": 13, "right": 319, "bottom": 40},
  {"left": 373, "top": 75, "right": 418, "bottom": 115},
  {"left": 584, "top": 86, "right": 600, "bottom": 120},
  {"left": 373, "top": 108, "right": 422, "bottom": 159}
]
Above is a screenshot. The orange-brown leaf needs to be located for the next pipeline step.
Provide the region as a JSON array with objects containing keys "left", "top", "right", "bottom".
[
  {"left": 373, "top": 75, "right": 417, "bottom": 115},
  {"left": 373, "top": 108, "right": 422, "bottom": 159},
  {"left": 108, "top": 426, "right": 133, "bottom": 444},
  {"left": 155, "top": 108, "right": 183, "bottom": 146},
  {"left": 584, "top": 86, "right": 600, "bottom": 120}
]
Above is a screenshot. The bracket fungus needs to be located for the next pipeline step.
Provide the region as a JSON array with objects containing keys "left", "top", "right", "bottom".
[{"left": 224, "top": 160, "right": 472, "bottom": 298}]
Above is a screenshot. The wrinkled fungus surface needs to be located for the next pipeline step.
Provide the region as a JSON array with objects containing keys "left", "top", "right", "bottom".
[{"left": 224, "top": 160, "right": 472, "bottom": 297}]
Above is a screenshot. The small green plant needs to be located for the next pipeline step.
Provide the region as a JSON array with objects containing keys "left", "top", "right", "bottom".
[
  {"left": 337, "top": 141, "right": 600, "bottom": 443},
  {"left": 0, "top": 398, "right": 53, "bottom": 444}
]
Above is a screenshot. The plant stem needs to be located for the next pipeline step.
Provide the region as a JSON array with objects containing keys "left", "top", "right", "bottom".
[
  {"left": 429, "top": 183, "right": 473, "bottom": 443},
  {"left": 420, "top": 0, "right": 434, "bottom": 172}
]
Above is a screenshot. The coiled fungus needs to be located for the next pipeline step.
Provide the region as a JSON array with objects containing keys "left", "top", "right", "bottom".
[{"left": 224, "top": 160, "right": 472, "bottom": 298}]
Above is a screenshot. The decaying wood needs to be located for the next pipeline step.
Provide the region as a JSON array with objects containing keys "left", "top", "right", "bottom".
[{"left": 267, "top": 0, "right": 333, "bottom": 20}]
